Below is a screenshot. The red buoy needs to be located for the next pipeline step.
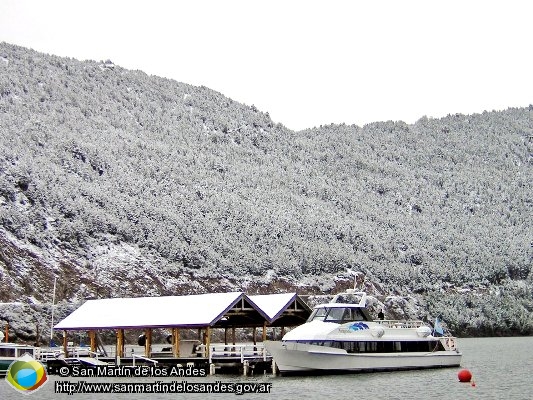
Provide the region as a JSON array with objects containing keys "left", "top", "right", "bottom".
[{"left": 458, "top": 369, "right": 472, "bottom": 382}]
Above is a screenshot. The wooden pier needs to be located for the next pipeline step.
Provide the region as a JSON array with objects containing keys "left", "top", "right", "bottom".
[{"left": 46, "top": 343, "right": 274, "bottom": 376}]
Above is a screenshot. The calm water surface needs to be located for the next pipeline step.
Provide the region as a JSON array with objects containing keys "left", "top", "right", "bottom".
[{"left": 1, "top": 337, "right": 532, "bottom": 399}]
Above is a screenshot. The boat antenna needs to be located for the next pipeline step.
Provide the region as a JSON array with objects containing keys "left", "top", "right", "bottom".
[
  {"left": 346, "top": 268, "right": 363, "bottom": 290},
  {"left": 50, "top": 275, "right": 57, "bottom": 345}
]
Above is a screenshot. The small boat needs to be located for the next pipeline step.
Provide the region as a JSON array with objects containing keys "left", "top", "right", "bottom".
[
  {"left": 0, "top": 342, "right": 40, "bottom": 376},
  {"left": 265, "top": 289, "right": 462, "bottom": 375}
]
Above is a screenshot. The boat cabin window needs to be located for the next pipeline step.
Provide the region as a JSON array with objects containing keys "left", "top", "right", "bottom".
[
  {"left": 295, "top": 340, "right": 444, "bottom": 353},
  {"left": 325, "top": 307, "right": 344, "bottom": 322},
  {"left": 308, "top": 307, "right": 367, "bottom": 323},
  {"left": 0, "top": 347, "right": 16, "bottom": 357},
  {"left": 308, "top": 307, "right": 327, "bottom": 322}
]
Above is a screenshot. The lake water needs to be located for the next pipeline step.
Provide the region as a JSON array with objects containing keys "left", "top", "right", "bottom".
[{"left": 1, "top": 336, "right": 532, "bottom": 399}]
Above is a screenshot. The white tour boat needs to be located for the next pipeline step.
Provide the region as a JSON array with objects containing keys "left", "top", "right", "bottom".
[{"left": 265, "top": 289, "right": 462, "bottom": 375}]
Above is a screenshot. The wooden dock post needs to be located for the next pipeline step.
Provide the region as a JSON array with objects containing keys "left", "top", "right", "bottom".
[
  {"left": 89, "top": 330, "right": 96, "bottom": 355},
  {"left": 262, "top": 321, "right": 267, "bottom": 341},
  {"left": 144, "top": 328, "right": 152, "bottom": 357},
  {"left": 172, "top": 327, "right": 180, "bottom": 357},
  {"left": 205, "top": 326, "right": 211, "bottom": 359},
  {"left": 116, "top": 329, "right": 124, "bottom": 358},
  {"left": 62, "top": 330, "right": 67, "bottom": 357}
]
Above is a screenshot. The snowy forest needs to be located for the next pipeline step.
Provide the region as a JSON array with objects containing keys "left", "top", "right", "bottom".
[{"left": 0, "top": 42, "right": 532, "bottom": 341}]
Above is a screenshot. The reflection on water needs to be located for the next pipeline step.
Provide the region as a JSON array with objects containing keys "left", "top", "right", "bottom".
[{"left": 1, "top": 337, "right": 531, "bottom": 399}]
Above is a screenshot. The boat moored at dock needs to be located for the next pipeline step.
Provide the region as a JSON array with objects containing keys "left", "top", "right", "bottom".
[
  {"left": 0, "top": 342, "right": 41, "bottom": 376},
  {"left": 265, "top": 289, "right": 462, "bottom": 375}
]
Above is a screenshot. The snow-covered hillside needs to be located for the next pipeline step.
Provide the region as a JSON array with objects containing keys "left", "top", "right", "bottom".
[{"left": 1, "top": 42, "right": 532, "bottom": 341}]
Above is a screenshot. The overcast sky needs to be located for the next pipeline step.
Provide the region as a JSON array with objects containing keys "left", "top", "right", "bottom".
[{"left": 1, "top": 0, "right": 531, "bottom": 131}]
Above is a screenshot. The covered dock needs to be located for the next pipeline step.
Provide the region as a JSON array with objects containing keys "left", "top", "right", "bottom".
[{"left": 53, "top": 291, "right": 311, "bottom": 373}]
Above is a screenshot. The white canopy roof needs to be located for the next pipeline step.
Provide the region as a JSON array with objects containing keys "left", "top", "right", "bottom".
[
  {"left": 54, "top": 292, "right": 246, "bottom": 330},
  {"left": 248, "top": 293, "right": 299, "bottom": 322},
  {"left": 55, "top": 291, "right": 311, "bottom": 331}
]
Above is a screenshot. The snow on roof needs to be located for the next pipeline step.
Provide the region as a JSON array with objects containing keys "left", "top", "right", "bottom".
[
  {"left": 248, "top": 293, "right": 298, "bottom": 322},
  {"left": 54, "top": 292, "right": 245, "bottom": 330}
]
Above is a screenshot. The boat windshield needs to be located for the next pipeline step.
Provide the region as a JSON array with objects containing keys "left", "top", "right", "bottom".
[{"left": 308, "top": 306, "right": 368, "bottom": 323}]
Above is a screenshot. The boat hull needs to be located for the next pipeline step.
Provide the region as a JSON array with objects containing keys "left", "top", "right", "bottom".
[
  {"left": 0, "top": 358, "right": 15, "bottom": 375},
  {"left": 265, "top": 341, "right": 462, "bottom": 375}
]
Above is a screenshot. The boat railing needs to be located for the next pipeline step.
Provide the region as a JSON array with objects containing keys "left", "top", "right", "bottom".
[
  {"left": 373, "top": 319, "right": 426, "bottom": 328},
  {"left": 197, "top": 343, "right": 268, "bottom": 364}
]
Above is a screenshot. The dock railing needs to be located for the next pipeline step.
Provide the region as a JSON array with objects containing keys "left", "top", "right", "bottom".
[
  {"left": 197, "top": 343, "right": 268, "bottom": 364},
  {"left": 131, "top": 353, "right": 159, "bottom": 366},
  {"left": 71, "top": 347, "right": 101, "bottom": 359}
]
